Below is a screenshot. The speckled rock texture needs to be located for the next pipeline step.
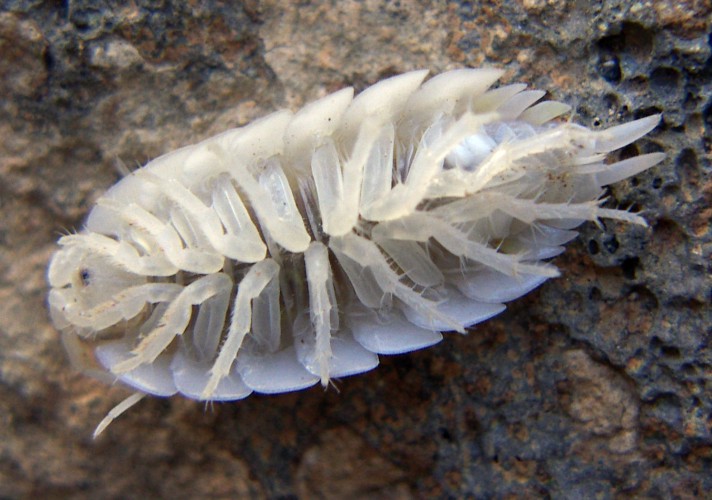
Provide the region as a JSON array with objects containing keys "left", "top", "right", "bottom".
[{"left": 1, "top": 1, "right": 709, "bottom": 498}]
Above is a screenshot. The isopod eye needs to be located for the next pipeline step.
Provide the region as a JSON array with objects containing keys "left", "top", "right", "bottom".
[{"left": 79, "top": 268, "right": 91, "bottom": 286}]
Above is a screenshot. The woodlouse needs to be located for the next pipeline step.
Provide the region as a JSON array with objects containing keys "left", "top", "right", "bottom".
[{"left": 47, "top": 69, "right": 664, "bottom": 435}]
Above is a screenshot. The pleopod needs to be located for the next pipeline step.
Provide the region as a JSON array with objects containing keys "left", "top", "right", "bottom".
[{"left": 47, "top": 69, "right": 664, "bottom": 436}]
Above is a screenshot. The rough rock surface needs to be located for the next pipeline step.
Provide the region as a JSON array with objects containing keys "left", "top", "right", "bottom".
[{"left": 1, "top": 1, "right": 710, "bottom": 498}]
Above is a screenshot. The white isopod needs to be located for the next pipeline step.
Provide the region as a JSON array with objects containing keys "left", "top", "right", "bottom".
[{"left": 47, "top": 69, "right": 664, "bottom": 436}]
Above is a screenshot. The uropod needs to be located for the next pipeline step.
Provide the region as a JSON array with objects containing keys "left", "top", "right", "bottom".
[{"left": 47, "top": 69, "right": 664, "bottom": 436}]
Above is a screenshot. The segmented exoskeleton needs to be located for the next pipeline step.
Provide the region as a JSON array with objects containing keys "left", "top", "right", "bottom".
[{"left": 47, "top": 69, "right": 664, "bottom": 436}]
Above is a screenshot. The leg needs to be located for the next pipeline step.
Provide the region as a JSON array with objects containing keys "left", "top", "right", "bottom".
[
  {"left": 113, "top": 273, "right": 232, "bottom": 374},
  {"left": 202, "top": 259, "right": 280, "bottom": 399}
]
